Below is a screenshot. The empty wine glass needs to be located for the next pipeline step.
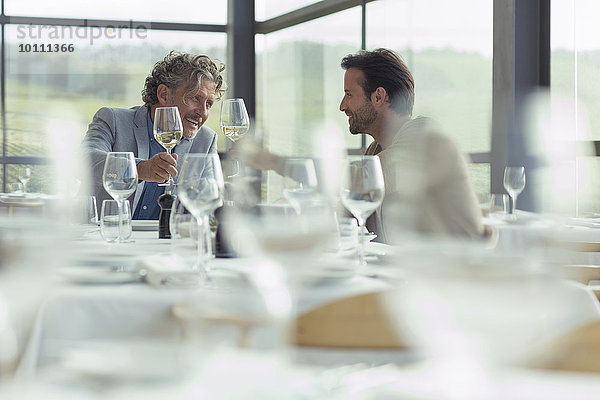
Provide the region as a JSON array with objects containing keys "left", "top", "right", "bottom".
[
  {"left": 220, "top": 98, "right": 250, "bottom": 178},
  {"left": 282, "top": 158, "right": 319, "bottom": 215},
  {"left": 340, "top": 155, "right": 385, "bottom": 267},
  {"left": 102, "top": 152, "right": 138, "bottom": 243},
  {"left": 154, "top": 106, "right": 183, "bottom": 187},
  {"left": 176, "top": 153, "right": 224, "bottom": 281},
  {"left": 503, "top": 166, "right": 526, "bottom": 218},
  {"left": 18, "top": 166, "right": 31, "bottom": 193}
]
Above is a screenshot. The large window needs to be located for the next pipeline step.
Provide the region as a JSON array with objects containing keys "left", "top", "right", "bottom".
[
  {"left": 0, "top": 0, "right": 586, "bottom": 215},
  {"left": 551, "top": 0, "right": 600, "bottom": 214},
  {"left": 367, "top": 0, "right": 493, "bottom": 203},
  {"left": 255, "top": 0, "right": 493, "bottom": 203},
  {"left": 1, "top": 12, "right": 225, "bottom": 192},
  {"left": 257, "top": 6, "right": 362, "bottom": 202}
]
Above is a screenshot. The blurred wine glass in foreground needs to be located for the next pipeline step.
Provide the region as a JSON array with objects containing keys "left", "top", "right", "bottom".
[
  {"left": 176, "top": 153, "right": 224, "bottom": 282},
  {"left": 384, "top": 242, "right": 583, "bottom": 399},
  {"left": 224, "top": 171, "right": 336, "bottom": 299},
  {"left": 340, "top": 155, "right": 385, "bottom": 267},
  {"left": 282, "top": 158, "right": 319, "bottom": 215}
]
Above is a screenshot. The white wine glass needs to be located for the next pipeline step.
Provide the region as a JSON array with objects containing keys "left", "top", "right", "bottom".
[
  {"left": 503, "top": 166, "right": 526, "bottom": 218},
  {"left": 340, "top": 155, "right": 385, "bottom": 267},
  {"left": 18, "top": 166, "right": 32, "bottom": 193},
  {"left": 220, "top": 98, "right": 250, "bottom": 178},
  {"left": 282, "top": 158, "right": 319, "bottom": 215},
  {"left": 176, "top": 153, "right": 224, "bottom": 282},
  {"left": 154, "top": 106, "right": 183, "bottom": 187},
  {"left": 102, "top": 152, "right": 138, "bottom": 243}
]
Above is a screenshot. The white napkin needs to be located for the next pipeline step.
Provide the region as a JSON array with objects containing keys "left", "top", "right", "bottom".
[
  {"left": 567, "top": 217, "right": 600, "bottom": 229},
  {"left": 135, "top": 253, "right": 203, "bottom": 288}
]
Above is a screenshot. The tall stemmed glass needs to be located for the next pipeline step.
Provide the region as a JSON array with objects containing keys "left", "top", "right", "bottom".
[
  {"left": 282, "top": 158, "right": 319, "bottom": 215},
  {"left": 154, "top": 106, "right": 183, "bottom": 187},
  {"left": 503, "top": 166, "right": 526, "bottom": 218},
  {"left": 18, "top": 167, "right": 31, "bottom": 193},
  {"left": 176, "top": 153, "right": 224, "bottom": 280},
  {"left": 340, "top": 155, "right": 385, "bottom": 267},
  {"left": 220, "top": 98, "right": 249, "bottom": 178},
  {"left": 102, "top": 152, "right": 138, "bottom": 243}
]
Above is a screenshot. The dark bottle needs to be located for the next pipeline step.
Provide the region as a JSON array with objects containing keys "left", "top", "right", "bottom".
[
  {"left": 157, "top": 191, "right": 174, "bottom": 239},
  {"left": 214, "top": 205, "right": 236, "bottom": 258}
]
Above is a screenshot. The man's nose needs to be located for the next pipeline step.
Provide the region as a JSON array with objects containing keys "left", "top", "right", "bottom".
[
  {"left": 197, "top": 105, "right": 208, "bottom": 122},
  {"left": 339, "top": 97, "right": 346, "bottom": 112}
]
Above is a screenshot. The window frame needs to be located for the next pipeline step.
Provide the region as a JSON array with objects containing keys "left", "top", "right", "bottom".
[{"left": 2, "top": 0, "right": 590, "bottom": 206}]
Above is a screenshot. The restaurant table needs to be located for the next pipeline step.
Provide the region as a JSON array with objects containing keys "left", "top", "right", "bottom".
[
  {"left": 485, "top": 211, "right": 600, "bottom": 265},
  {"left": 10, "top": 223, "right": 600, "bottom": 399},
  {"left": 17, "top": 229, "right": 392, "bottom": 377}
]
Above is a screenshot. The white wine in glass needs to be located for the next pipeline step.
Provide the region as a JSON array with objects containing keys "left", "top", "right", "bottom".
[
  {"left": 220, "top": 98, "right": 250, "bottom": 177},
  {"left": 154, "top": 106, "right": 183, "bottom": 187},
  {"left": 102, "top": 152, "right": 138, "bottom": 243},
  {"left": 503, "top": 166, "right": 526, "bottom": 217},
  {"left": 340, "top": 156, "right": 385, "bottom": 267}
]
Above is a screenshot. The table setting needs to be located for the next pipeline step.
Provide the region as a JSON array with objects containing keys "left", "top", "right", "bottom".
[{"left": 5, "top": 144, "right": 600, "bottom": 400}]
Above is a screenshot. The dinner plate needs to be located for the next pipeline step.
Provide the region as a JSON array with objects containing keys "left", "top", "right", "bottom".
[
  {"left": 132, "top": 219, "right": 159, "bottom": 231},
  {"left": 57, "top": 266, "right": 141, "bottom": 284},
  {"left": 60, "top": 339, "right": 184, "bottom": 380},
  {"left": 0, "top": 193, "right": 41, "bottom": 202},
  {"left": 1, "top": 192, "right": 26, "bottom": 199},
  {"left": 299, "top": 267, "right": 356, "bottom": 285}
]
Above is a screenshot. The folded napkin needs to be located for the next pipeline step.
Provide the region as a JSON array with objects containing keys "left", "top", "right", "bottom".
[
  {"left": 135, "top": 253, "right": 203, "bottom": 288},
  {"left": 567, "top": 217, "right": 600, "bottom": 229}
]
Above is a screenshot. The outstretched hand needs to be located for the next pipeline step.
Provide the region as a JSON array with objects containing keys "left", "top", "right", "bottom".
[
  {"left": 136, "top": 152, "right": 178, "bottom": 183},
  {"left": 229, "top": 141, "right": 284, "bottom": 174}
]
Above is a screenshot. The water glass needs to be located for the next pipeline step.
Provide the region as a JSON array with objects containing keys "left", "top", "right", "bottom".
[
  {"left": 83, "top": 195, "right": 99, "bottom": 226},
  {"left": 489, "top": 194, "right": 509, "bottom": 220},
  {"left": 337, "top": 216, "right": 359, "bottom": 253},
  {"left": 100, "top": 200, "right": 132, "bottom": 243},
  {"left": 8, "top": 182, "right": 23, "bottom": 194}
]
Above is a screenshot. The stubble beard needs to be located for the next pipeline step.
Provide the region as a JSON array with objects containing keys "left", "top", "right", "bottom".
[{"left": 349, "top": 100, "right": 377, "bottom": 134}]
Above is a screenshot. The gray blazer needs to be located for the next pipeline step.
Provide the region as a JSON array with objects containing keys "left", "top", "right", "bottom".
[{"left": 83, "top": 105, "right": 217, "bottom": 213}]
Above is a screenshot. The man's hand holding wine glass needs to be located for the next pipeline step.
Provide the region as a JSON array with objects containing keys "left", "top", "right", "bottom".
[{"left": 136, "top": 152, "right": 179, "bottom": 183}]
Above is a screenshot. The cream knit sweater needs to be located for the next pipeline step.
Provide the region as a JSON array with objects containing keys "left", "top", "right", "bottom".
[{"left": 365, "top": 116, "right": 484, "bottom": 243}]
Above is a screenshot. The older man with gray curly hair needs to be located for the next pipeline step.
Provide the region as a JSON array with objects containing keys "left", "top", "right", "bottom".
[{"left": 83, "top": 51, "right": 225, "bottom": 220}]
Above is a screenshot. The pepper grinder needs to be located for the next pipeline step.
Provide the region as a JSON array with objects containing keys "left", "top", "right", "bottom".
[{"left": 158, "top": 188, "right": 174, "bottom": 239}]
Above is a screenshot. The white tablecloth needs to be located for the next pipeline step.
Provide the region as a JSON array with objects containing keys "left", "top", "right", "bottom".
[
  {"left": 10, "top": 224, "right": 600, "bottom": 399},
  {"left": 18, "top": 230, "right": 390, "bottom": 377},
  {"left": 485, "top": 211, "right": 600, "bottom": 265}
]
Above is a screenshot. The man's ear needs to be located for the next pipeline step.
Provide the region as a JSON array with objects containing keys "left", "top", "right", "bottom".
[
  {"left": 156, "top": 84, "right": 171, "bottom": 106},
  {"left": 371, "top": 87, "right": 388, "bottom": 108}
]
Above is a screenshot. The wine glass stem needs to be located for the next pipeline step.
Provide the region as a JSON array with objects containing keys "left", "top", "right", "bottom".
[
  {"left": 166, "top": 149, "right": 173, "bottom": 184},
  {"left": 357, "top": 219, "right": 367, "bottom": 267},
  {"left": 511, "top": 194, "right": 518, "bottom": 214},
  {"left": 196, "top": 215, "right": 209, "bottom": 281}
]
